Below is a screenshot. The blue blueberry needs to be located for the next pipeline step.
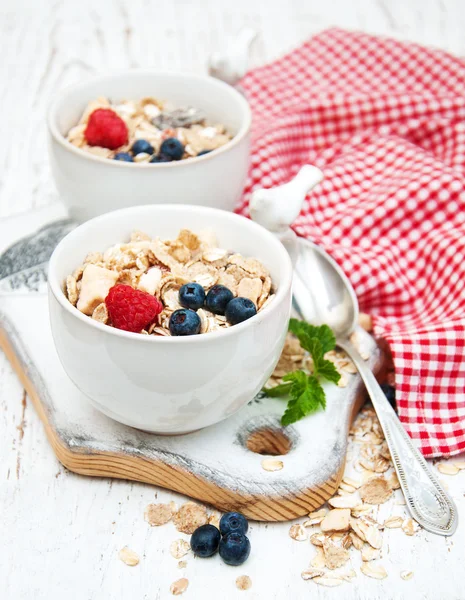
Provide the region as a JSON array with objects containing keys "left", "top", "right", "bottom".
[
  {"left": 381, "top": 383, "right": 396, "bottom": 409},
  {"left": 150, "top": 154, "right": 171, "bottom": 163},
  {"left": 114, "top": 152, "right": 133, "bottom": 162},
  {"left": 219, "top": 532, "right": 251, "bottom": 566},
  {"left": 179, "top": 282, "right": 205, "bottom": 311},
  {"left": 160, "top": 137, "right": 184, "bottom": 160},
  {"left": 197, "top": 149, "right": 212, "bottom": 156},
  {"left": 190, "top": 524, "right": 221, "bottom": 558},
  {"left": 225, "top": 297, "right": 257, "bottom": 325},
  {"left": 219, "top": 512, "right": 248, "bottom": 537},
  {"left": 205, "top": 285, "right": 234, "bottom": 315},
  {"left": 169, "top": 309, "right": 201, "bottom": 336},
  {"left": 131, "top": 139, "right": 154, "bottom": 156}
]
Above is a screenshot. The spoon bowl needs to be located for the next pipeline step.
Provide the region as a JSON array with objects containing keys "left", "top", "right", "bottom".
[{"left": 292, "top": 238, "right": 358, "bottom": 340}]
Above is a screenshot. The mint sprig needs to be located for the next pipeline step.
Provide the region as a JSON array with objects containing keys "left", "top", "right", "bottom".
[{"left": 263, "top": 319, "right": 341, "bottom": 426}]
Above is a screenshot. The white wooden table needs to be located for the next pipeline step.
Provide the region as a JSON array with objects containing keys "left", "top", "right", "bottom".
[{"left": 1, "top": 1, "right": 465, "bottom": 598}]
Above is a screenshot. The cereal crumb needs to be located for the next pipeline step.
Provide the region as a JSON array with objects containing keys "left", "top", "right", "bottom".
[
  {"left": 402, "top": 518, "right": 420, "bottom": 536},
  {"left": 401, "top": 570, "right": 414, "bottom": 580},
  {"left": 323, "top": 541, "right": 350, "bottom": 570},
  {"left": 170, "top": 539, "right": 190, "bottom": 559},
  {"left": 289, "top": 523, "right": 307, "bottom": 541},
  {"left": 170, "top": 577, "right": 189, "bottom": 595},
  {"left": 261, "top": 458, "right": 283, "bottom": 472},
  {"left": 144, "top": 502, "right": 174, "bottom": 526},
  {"left": 207, "top": 512, "right": 221, "bottom": 529},
  {"left": 172, "top": 502, "right": 208, "bottom": 534},
  {"left": 236, "top": 575, "right": 252, "bottom": 590},
  {"left": 178, "top": 560, "right": 187, "bottom": 569},
  {"left": 118, "top": 546, "right": 139, "bottom": 566},
  {"left": 359, "top": 477, "right": 392, "bottom": 504}
]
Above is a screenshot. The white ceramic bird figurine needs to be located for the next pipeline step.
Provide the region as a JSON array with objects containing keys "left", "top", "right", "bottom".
[
  {"left": 249, "top": 165, "right": 324, "bottom": 265},
  {"left": 208, "top": 28, "right": 258, "bottom": 86}
]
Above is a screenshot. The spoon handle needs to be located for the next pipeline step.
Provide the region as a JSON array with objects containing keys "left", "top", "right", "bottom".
[{"left": 338, "top": 338, "right": 458, "bottom": 536}]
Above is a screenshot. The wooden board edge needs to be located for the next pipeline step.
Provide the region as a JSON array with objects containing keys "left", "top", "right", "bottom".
[{"left": 0, "top": 326, "right": 384, "bottom": 521}]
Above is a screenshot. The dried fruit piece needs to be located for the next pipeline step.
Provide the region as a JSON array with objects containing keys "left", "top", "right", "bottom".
[
  {"left": 359, "top": 477, "right": 392, "bottom": 504},
  {"left": 170, "top": 577, "right": 189, "bottom": 595},
  {"left": 118, "top": 546, "right": 139, "bottom": 566},
  {"left": 235, "top": 575, "right": 252, "bottom": 590},
  {"left": 261, "top": 458, "right": 283, "bottom": 472},
  {"left": 170, "top": 539, "right": 190, "bottom": 559},
  {"left": 172, "top": 502, "right": 208, "bottom": 534},
  {"left": 360, "top": 562, "right": 387, "bottom": 579},
  {"left": 320, "top": 508, "right": 351, "bottom": 532}
]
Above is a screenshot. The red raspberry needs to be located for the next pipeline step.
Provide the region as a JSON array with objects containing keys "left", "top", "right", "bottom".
[
  {"left": 84, "top": 108, "right": 128, "bottom": 150},
  {"left": 105, "top": 285, "right": 163, "bottom": 333}
]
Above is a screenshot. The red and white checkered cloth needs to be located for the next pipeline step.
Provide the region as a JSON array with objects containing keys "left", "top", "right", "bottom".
[{"left": 237, "top": 29, "right": 465, "bottom": 458}]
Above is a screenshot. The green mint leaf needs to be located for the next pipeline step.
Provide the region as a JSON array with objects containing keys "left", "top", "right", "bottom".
[
  {"left": 281, "top": 374, "right": 326, "bottom": 426},
  {"left": 262, "top": 382, "right": 292, "bottom": 397},
  {"left": 288, "top": 320, "right": 336, "bottom": 354},
  {"left": 316, "top": 359, "right": 341, "bottom": 385}
]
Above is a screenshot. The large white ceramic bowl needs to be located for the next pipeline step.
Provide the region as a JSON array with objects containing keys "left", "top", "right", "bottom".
[
  {"left": 48, "top": 205, "right": 292, "bottom": 434},
  {"left": 47, "top": 71, "right": 252, "bottom": 222}
]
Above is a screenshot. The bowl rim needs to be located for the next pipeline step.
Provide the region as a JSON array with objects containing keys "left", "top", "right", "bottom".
[
  {"left": 48, "top": 204, "right": 293, "bottom": 345},
  {"left": 47, "top": 69, "right": 252, "bottom": 169}
]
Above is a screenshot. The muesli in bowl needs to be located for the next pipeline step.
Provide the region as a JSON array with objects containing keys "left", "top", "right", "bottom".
[
  {"left": 66, "top": 228, "right": 274, "bottom": 336},
  {"left": 67, "top": 96, "right": 232, "bottom": 163}
]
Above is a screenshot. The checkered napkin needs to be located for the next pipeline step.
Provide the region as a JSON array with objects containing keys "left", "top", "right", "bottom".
[{"left": 237, "top": 28, "right": 465, "bottom": 458}]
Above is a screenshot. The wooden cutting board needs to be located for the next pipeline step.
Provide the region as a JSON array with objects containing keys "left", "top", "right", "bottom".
[{"left": 0, "top": 206, "right": 383, "bottom": 521}]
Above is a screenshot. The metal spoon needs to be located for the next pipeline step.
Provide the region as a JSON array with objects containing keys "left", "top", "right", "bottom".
[{"left": 250, "top": 166, "right": 458, "bottom": 536}]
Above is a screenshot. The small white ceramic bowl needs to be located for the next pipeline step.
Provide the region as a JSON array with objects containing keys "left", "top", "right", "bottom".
[
  {"left": 47, "top": 71, "right": 252, "bottom": 222},
  {"left": 48, "top": 205, "right": 292, "bottom": 434}
]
